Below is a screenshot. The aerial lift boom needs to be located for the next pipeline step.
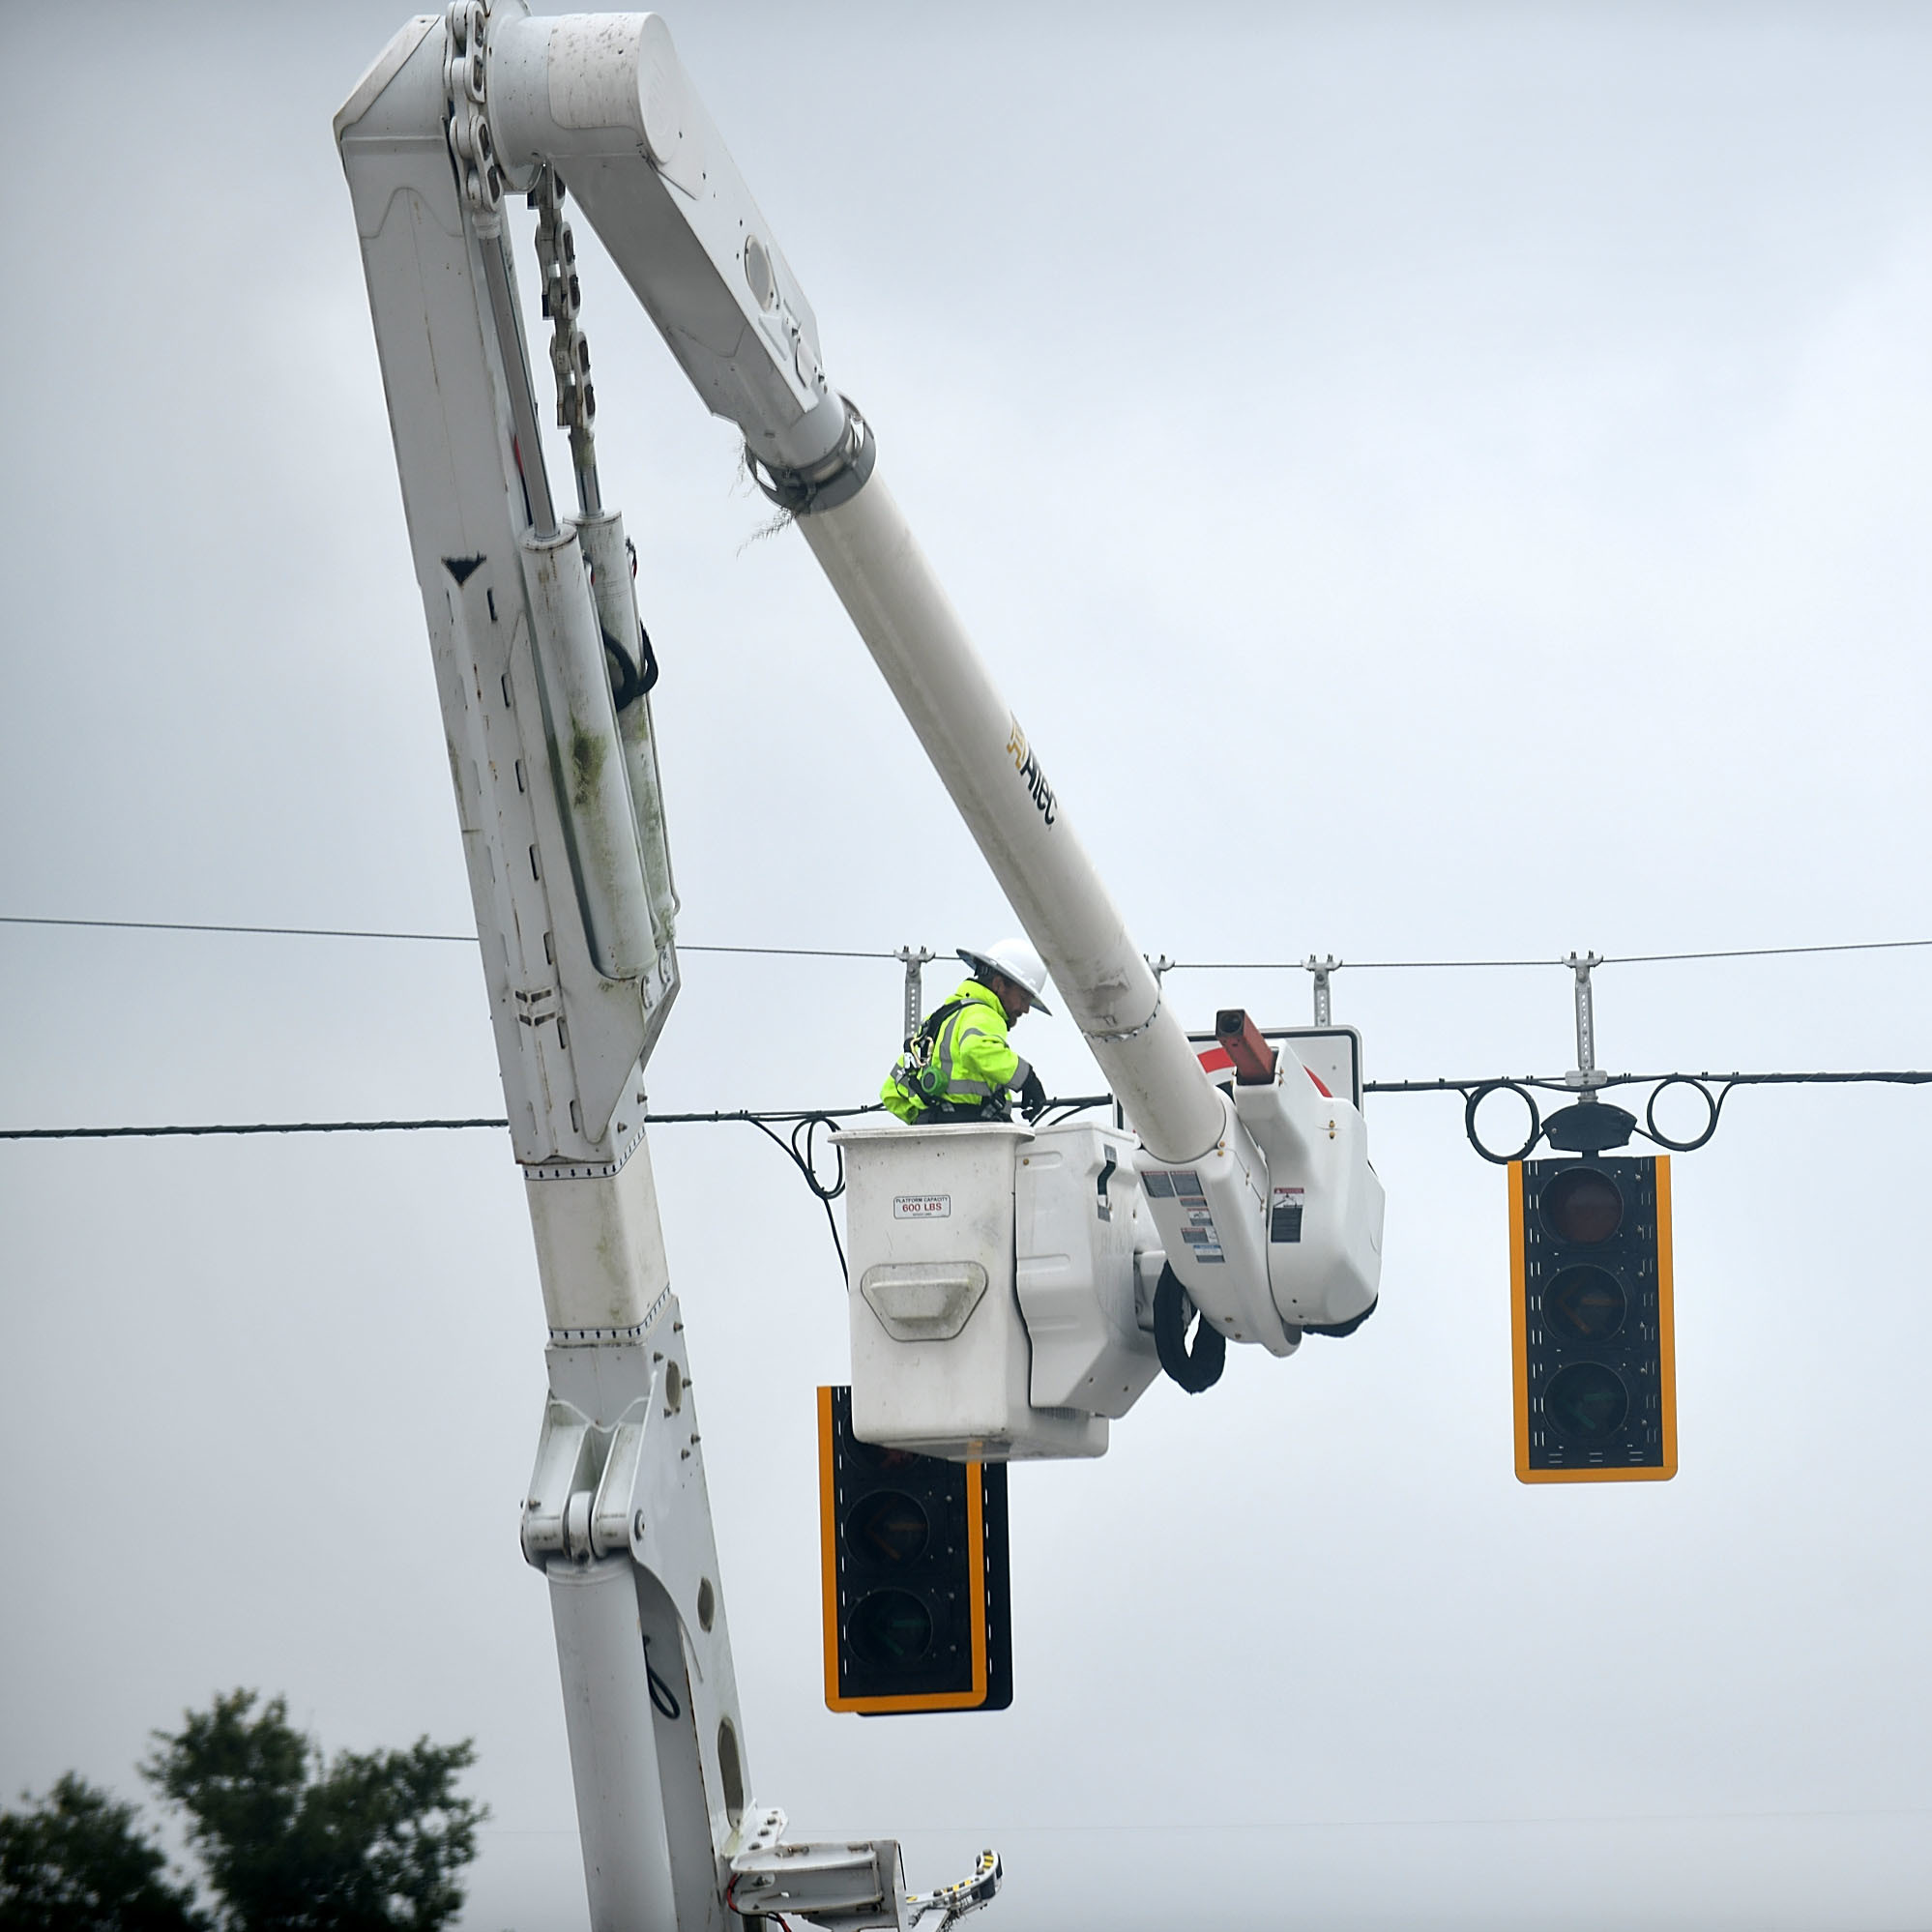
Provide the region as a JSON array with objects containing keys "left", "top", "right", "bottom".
[{"left": 337, "top": 7, "right": 1383, "bottom": 1926}]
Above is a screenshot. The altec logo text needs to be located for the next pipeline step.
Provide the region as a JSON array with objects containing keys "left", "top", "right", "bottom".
[{"left": 1005, "top": 717, "right": 1057, "bottom": 827}]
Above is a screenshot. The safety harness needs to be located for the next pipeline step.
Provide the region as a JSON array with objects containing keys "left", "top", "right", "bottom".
[{"left": 892, "top": 996, "right": 1011, "bottom": 1122}]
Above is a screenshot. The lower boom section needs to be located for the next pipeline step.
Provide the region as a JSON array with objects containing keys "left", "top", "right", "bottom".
[
  {"left": 549, "top": 1559, "right": 681, "bottom": 1924},
  {"left": 519, "top": 1248, "right": 1001, "bottom": 1929}
]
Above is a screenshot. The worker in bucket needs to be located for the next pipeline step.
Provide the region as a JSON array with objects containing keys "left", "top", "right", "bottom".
[{"left": 881, "top": 938, "right": 1052, "bottom": 1125}]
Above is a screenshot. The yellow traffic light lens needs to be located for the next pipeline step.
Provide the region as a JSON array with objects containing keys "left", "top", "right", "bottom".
[
  {"left": 849, "top": 1588, "right": 934, "bottom": 1666},
  {"left": 844, "top": 1490, "right": 930, "bottom": 1567},
  {"left": 1543, "top": 1361, "right": 1629, "bottom": 1440},
  {"left": 1542, "top": 1166, "right": 1624, "bottom": 1245},
  {"left": 1545, "top": 1265, "right": 1626, "bottom": 1341}
]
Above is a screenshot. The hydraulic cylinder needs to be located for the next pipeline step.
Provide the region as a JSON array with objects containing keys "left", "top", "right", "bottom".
[{"left": 522, "top": 525, "right": 657, "bottom": 982}]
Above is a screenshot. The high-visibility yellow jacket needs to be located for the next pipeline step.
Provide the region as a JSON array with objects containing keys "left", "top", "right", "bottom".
[{"left": 881, "top": 979, "right": 1032, "bottom": 1123}]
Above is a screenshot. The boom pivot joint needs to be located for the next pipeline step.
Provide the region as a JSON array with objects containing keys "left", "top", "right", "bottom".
[{"left": 746, "top": 400, "right": 877, "bottom": 514}]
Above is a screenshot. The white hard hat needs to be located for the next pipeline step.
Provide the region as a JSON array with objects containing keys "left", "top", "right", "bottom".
[{"left": 958, "top": 936, "right": 1052, "bottom": 1013}]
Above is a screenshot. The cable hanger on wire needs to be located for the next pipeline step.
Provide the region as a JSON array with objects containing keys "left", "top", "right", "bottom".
[{"left": 6, "top": 916, "right": 1928, "bottom": 1183}]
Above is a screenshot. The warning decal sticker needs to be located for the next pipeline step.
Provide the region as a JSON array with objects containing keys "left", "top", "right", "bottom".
[
  {"left": 893, "top": 1194, "right": 952, "bottom": 1219},
  {"left": 1147, "top": 1170, "right": 1224, "bottom": 1263},
  {"left": 1271, "top": 1186, "right": 1305, "bottom": 1244}
]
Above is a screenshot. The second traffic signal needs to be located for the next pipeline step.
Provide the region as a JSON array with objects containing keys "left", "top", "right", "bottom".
[
  {"left": 1510, "top": 1155, "right": 1677, "bottom": 1482},
  {"left": 818, "top": 1385, "right": 1012, "bottom": 1714}
]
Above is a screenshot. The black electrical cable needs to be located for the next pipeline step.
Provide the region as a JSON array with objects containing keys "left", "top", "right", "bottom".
[
  {"left": 0, "top": 1104, "right": 878, "bottom": 1281},
  {"left": 8, "top": 1073, "right": 1928, "bottom": 1275},
  {"left": 9, "top": 1076, "right": 1924, "bottom": 1145},
  {"left": 1039, "top": 1095, "right": 1113, "bottom": 1122},
  {"left": 641, "top": 1639, "right": 683, "bottom": 1721},
  {"left": 0, "top": 1118, "right": 511, "bottom": 1140},
  {"left": 1439, "top": 1069, "right": 1932, "bottom": 1162},
  {"left": 1367, "top": 1069, "right": 1932, "bottom": 1095},
  {"left": 1152, "top": 1263, "right": 1225, "bottom": 1393},
  {"left": 638, "top": 1104, "right": 882, "bottom": 1124},
  {"left": 680, "top": 944, "right": 898, "bottom": 960},
  {"left": 601, "top": 626, "right": 647, "bottom": 711},
  {"left": 1643, "top": 1075, "right": 1724, "bottom": 1154},
  {"left": 736, "top": 1111, "right": 868, "bottom": 1283}
]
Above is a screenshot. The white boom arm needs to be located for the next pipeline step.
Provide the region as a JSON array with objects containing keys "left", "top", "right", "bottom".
[
  {"left": 476, "top": 4, "right": 1383, "bottom": 1361},
  {"left": 337, "top": 15, "right": 922, "bottom": 1932},
  {"left": 337, "top": 2, "right": 1382, "bottom": 1924}
]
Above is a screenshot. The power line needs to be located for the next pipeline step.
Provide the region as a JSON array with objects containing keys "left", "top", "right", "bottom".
[
  {"left": 0, "top": 914, "right": 898, "bottom": 960},
  {"left": 1363, "top": 1069, "right": 1932, "bottom": 1096},
  {"left": 1165, "top": 938, "right": 1932, "bottom": 972},
  {"left": 1166, "top": 958, "right": 1545, "bottom": 973},
  {"left": 0, "top": 1118, "right": 510, "bottom": 1141},
  {"left": 0, "top": 914, "right": 477, "bottom": 944},
  {"left": 637, "top": 1104, "right": 881, "bottom": 1124},
  {"left": 9, "top": 1075, "right": 1925, "bottom": 1142},
  {"left": 5, "top": 914, "right": 1927, "bottom": 973},
  {"left": 1604, "top": 937, "right": 1932, "bottom": 966},
  {"left": 0, "top": 1105, "right": 888, "bottom": 1142},
  {"left": 679, "top": 943, "right": 898, "bottom": 961}
]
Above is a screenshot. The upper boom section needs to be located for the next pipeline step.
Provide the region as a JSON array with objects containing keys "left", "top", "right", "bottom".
[
  {"left": 340, "top": 0, "right": 1380, "bottom": 1350},
  {"left": 488, "top": 11, "right": 856, "bottom": 483},
  {"left": 471, "top": 5, "right": 1227, "bottom": 1163},
  {"left": 337, "top": 12, "right": 680, "bottom": 1172}
]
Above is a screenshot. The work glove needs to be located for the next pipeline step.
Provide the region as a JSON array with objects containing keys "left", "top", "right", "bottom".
[{"left": 1018, "top": 1068, "right": 1048, "bottom": 1122}]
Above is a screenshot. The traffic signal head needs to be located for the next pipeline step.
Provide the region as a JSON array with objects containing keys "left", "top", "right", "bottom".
[
  {"left": 818, "top": 1385, "right": 1012, "bottom": 1713},
  {"left": 1509, "top": 1155, "right": 1677, "bottom": 1482}
]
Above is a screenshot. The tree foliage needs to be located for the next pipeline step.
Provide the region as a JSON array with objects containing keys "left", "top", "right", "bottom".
[
  {"left": 0, "top": 1692, "right": 484, "bottom": 1932},
  {"left": 0, "top": 1771, "right": 203, "bottom": 1932},
  {"left": 142, "top": 1692, "right": 485, "bottom": 1932}
]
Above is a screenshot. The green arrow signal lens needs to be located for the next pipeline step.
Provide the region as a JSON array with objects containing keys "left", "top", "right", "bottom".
[
  {"left": 849, "top": 1588, "right": 934, "bottom": 1666},
  {"left": 1543, "top": 1361, "right": 1629, "bottom": 1440}
]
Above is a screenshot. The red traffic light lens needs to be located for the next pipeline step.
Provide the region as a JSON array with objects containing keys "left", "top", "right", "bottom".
[
  {"left": 1544, "top": 1265, "right": 1626, "bottom": 1342},
  {"left": 848, "top": 1588, "right": 934, "bottom": 1666},
  {"left": 844, "top": 1490, "right": 930, "bottom": 1568},
  {"left": 1543, "top": 1361, "right": 1629, "bottom": 1440},
  {"left": 1542, "top": 1166, "right": 1624, "bottom": 1245}
]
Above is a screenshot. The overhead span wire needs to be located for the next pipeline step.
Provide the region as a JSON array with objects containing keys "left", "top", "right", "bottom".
[
  {"left": 7, "top": 914, "right": 1929, "bottom": 972},
  {"left": 0, "top": 914, "right": 895, "bottom": 959},
  {"left": 8, "top": 1080, "right": 1925, "bottom": 1268},
  {"left": 1162, "top": 937, "right": 1932, "bottom": 972},
  {"left": 0, "top": 1118, "right": 512, "bottom": 1140},
  {"left": 0, "top": 1103, "right": 886, "bottom": 1142},
  {"left": 1602, "top": 937, "right": 1932, "bottom": 965},
  {"left": 0, "top": 914, "right": 478, "bottom": 944},
  {"left": 12, "top": 1077, "right": 1925, "bottom": 1143}
]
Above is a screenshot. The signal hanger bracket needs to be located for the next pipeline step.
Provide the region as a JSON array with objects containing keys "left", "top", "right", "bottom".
[
  {"left": 1465, "top": 951, "right": 1633, "bottom": 1162},
  {"left": 1459, "top": 950, "right": 1734, "bottom": 1161},
  {"left": 1564, "top": 951, "right": 1609, "bottom": 1093},
  {"left": 1541, "top": 1099, "right": 1637, "bottom": 1153}
]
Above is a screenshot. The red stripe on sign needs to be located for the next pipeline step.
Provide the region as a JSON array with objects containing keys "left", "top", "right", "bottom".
[
  {"left": 1306, "top": 1068, "right": 1332, "bottom": 1098},
  {"left": 1198, "top": 1047, "right": 1234, "bottom": 1074}
]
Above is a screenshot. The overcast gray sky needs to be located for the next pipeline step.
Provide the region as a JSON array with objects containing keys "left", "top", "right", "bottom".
[{"left": 3, "top": 3, "right": 1930, "bottom": 1928}]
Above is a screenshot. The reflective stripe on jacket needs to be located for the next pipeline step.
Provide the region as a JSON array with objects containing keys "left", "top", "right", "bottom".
[{"left": 880, "top": 978, "right": 1032, "bottom": 1124}]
